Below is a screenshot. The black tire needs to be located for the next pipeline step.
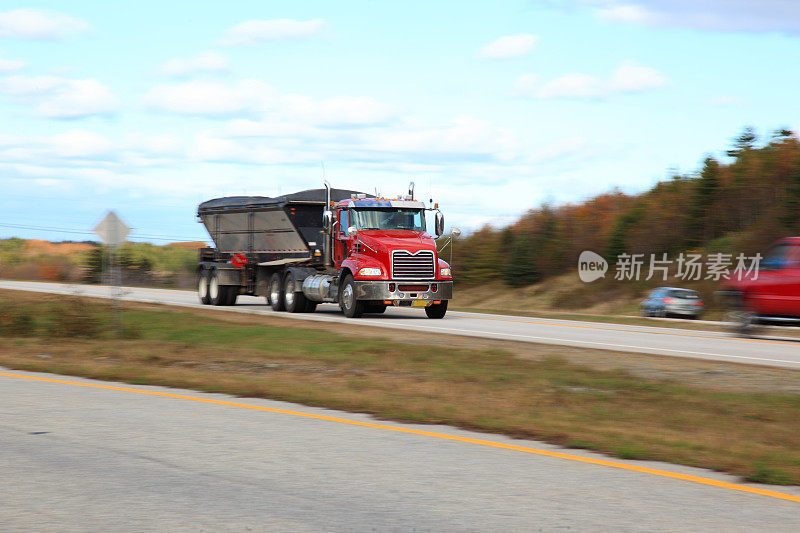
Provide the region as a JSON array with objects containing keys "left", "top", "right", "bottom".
[
  {"left": 209, "top": 270, "right": 227, "bottom": 306},
  {"left": 364, "top": 303, "right": 387, "bottom": 314},
  {"left": 269, "top": 272, "right": 285, "bottom": 311},
  {"left": 727, "top": 309, "right": 759, "bottom": 337},
  {"left": 198, "top": 270, "right": 211, "bottom": 305},
  {"left": 304, "top": 300, "right": 318, "bottom": 313},
  {"left": 225, "top": 286, "right": 238, "bottom": 306},
  {"left": 425, "top": 300, "right": 448, "bottom": 319},
  {"left": 284, "top": 271, "right": 309, "bottom": 313},
  {"left": 339, "top": 274, "right": 364, "bottom": 318}
]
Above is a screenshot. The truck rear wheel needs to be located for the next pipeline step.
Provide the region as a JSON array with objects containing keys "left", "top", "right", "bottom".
[
  {"left": 198, "top": 270, "right": 211, "bottom": 305},
  {"left": 269, "top": 272, "right": 285, "bottom": 312},
  {"left": 364, "top": 303, "right": 386, "bottom": 314},
  {"left": 425, "top": 301, "right": 448, "bottom": 319},
  {"left": 284, "top": 271, "right": 309, "bottom": 313},
  {"left": 340, "top": 274, "right": 364, "bottom": 318}
]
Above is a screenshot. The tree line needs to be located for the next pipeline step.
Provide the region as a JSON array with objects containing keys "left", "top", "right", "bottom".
[{"left": 447, "top": 127, "right": 800, "bottom": 286}]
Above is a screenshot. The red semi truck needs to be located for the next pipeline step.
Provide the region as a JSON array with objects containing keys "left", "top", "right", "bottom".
[
  {"left": 721, "top": 237, "right": 800, "bottom": 333},
  {"left": 196, "top": 183, "right": 453, "bottom": 318}
]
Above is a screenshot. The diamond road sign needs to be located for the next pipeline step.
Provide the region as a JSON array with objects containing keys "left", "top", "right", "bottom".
[{"left": 93, "top": 211, "right": 131, "bottom": 248}]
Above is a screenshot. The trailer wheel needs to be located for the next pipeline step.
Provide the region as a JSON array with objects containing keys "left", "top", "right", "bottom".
[
  {"left": 425, "top": 301, "right": 448, "bottom": 319},
  {"left": 209, "top": 271, "right": 227, "bottom": 306},
  {"left": 284, "top": 271, "right": 309, "bottom": 313},
  {"left": 339, "top": 274, "right": 364, "bottom": 318},
  {"left": 225, "top": 286, "right": 238, "bottom": 306},
  {"left": 198, "top": 270, "right": 211, "bottom": 305},
  {"left": 269, "top": 272, "right": 285, "bottom": 311}
]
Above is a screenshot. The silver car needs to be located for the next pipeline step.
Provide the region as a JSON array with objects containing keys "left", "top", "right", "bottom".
[{"left": 641, "top": 287, "right": 704, "bottom": 318}]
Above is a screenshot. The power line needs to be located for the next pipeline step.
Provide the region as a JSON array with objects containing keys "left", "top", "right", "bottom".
[{"left": 0, "top": 222, "right": 205, "bottom": 243}]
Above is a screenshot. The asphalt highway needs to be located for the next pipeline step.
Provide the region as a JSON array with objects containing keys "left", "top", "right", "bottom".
[
  {"left": 2, "top": 368, "right": 800, "bottom": 532},
  {"left": 2, "top": 280, "right": 800, "bottom": 369}
]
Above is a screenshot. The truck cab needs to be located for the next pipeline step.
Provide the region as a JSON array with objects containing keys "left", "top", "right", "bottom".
[{"left": 327, "top": 195, "right": 453, "bottom": 318}]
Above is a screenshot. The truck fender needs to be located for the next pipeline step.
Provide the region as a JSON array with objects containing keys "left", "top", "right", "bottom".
[{"left": 285, "top": 267, "right": 317, "bottom": 292}]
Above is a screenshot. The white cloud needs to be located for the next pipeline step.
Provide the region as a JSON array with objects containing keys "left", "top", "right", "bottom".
[
  {"left": 0, "top": 75, "right": 119, "bottom": 118},
  {"left": 144, "top": 80, "right": 272, "bottom": 116},
  {"left": 123, "top": 133, "right": 184, "bottom": 156},
  {"left": 358, "top": 117, "right": 521, "bottom": 163},
  {"left": 479, "top": 34, "right": 539, "bottom": 59},
  {"left": 38, "top": 79, "right": 119, "bottom": 119},
  {"left": 144, "top": 79, "right": 397, "bottom": 126},
  {"left": 514, "top": 60, "right": 667, "bottom": 99},
  {"left": 160, "top": 51, "right": 229, "bottom": 77},
  {"left": 280, "top": 95, "right": 397, "bottom": 127},
  {"left": 596, "top": 4, "right": 657, "bottom": 24},
  {"left": 0, "top": 9, "right": 89, "bottom": 40},
  {"left": 0, "top": 75, "right": 64, "bottom": 95},
  {"left": 537, "top": 73, "right": 605, "bottom": 99},
  {"left": 0, "top": 52, "right": 24, "bottom": 72},
  {"left": 219, "top": 18, "right": 326, "bottom": 45},
  {"left": 584, "top": 1, "right": 800, "bottom": 34},
  {"left": 609, "top": 60, "right": 667, "bottom": 92},
  {"left": 51, "top": 130, "right": 114, "bottom": 158}
]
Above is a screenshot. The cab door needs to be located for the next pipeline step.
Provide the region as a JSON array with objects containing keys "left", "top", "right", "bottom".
[
  {"left": 333, "top": 208, "right": 350, "bottom": 267},
  {"left": 751, "top": 243, "right": 800, "bottom": 316}
]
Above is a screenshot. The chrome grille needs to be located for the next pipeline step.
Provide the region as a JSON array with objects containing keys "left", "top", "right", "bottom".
[{"left": 392, "top": 250, "right": 435, "bottom": 279}]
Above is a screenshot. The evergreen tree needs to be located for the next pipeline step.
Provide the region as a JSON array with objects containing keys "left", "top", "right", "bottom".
[
  {"left": 685, "top": 157, "right": 721, "bottom": 247},
  {"left": 503, "top": 234, "right": 539, "bottom": 286},
  {"left": 727, "top": 126, "right": 757, "bottom": 157},
  {"left": 780, "top": 157, "right": 800, "bottom": 232}
]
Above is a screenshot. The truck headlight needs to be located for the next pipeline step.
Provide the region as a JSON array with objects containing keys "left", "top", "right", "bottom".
[
  {"left": 440, "top": 268, "right": 451, "bottom": 277},
  {"left": 358, "top": 267, "right": 382, "bottom": 276}
]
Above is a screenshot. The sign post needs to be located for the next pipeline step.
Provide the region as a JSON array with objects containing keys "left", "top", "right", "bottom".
[{"left": 93, "top": 211, "right": 131, "bottom": 335}]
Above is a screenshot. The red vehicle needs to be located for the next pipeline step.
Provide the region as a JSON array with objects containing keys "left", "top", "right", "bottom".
[
  {"left": 196, "top": 183, "right": 453, "bottom": 318},
  {"left": 721, "top": 237, "right": 800, "bottom": 333}
]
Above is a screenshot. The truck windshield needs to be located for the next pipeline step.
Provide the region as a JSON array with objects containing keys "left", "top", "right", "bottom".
[{"left": 351, "top": 208, "right": 426, "bottom": 231}]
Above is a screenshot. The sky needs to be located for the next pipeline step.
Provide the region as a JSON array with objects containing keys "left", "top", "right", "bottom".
[{"left": 0, "top": 0, "right": 799, "bottom": 244}]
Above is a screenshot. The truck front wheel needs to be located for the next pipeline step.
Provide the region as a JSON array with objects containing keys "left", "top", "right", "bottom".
[
  {"left": 269, "top": 272, "right": 285, "bottom": 312},
  {"left": 339, "top": 274, "right": 364, "bottom": 318},
  {"left": 425, "top": 301, "right": 448, "bottom": 319}
]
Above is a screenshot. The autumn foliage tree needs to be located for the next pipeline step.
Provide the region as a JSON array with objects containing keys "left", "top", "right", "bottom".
[{"left": 451, "top": 127, "right": 800, "bottom": 287}]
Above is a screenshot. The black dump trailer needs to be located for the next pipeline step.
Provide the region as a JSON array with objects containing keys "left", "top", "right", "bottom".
[{"left": 196, "top": 188, "right": 364, "bottom": 306}]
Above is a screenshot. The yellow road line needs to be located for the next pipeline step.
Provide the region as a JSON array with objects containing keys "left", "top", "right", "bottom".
[{"left": 3, "top": 370, "right": 799, "bottom": 504}]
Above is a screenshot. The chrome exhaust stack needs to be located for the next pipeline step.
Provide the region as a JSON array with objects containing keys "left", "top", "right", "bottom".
[{"left": 322, "top": 181, "right": 333, "bottom": 268}]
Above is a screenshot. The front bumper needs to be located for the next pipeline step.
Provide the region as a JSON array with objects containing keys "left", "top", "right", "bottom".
[{"left": 354, "top": 280, "right": 453, "bottom": 301}]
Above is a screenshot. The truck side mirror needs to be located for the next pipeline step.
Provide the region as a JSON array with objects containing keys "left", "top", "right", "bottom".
[
  {"left": 435, "top": 211, "right": 444, "bottom": 237},
  {"left": 323, "top": 210, "right": 333, "bottom": 233}
]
